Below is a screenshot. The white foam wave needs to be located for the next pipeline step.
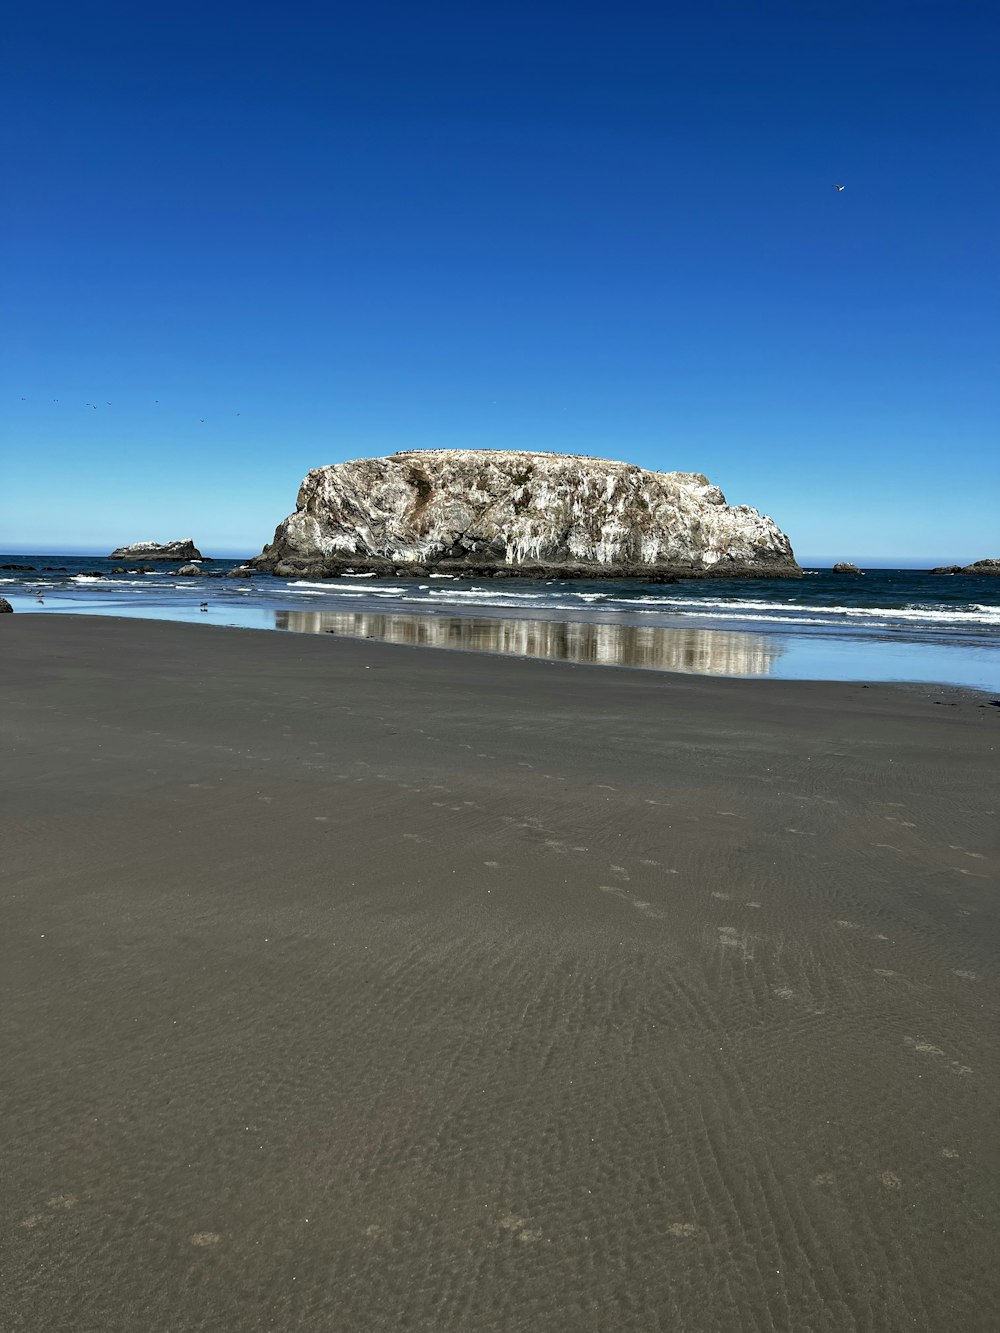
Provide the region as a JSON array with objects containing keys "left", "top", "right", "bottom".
[
  {"left": 586, "top": 595, "right": 1000, "bottom": 626},
  {"left": 427, "top": 587, "right": 548, "bottom": 601}
]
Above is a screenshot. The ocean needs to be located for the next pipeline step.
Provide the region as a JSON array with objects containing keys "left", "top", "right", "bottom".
[{"left": 2, "top": 555, "right": 998, "bottom": 691}]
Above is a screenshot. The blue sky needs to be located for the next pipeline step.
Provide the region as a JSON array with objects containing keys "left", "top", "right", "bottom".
[{"left": 2, "top": 0, "right": 997, "bottom": 562}]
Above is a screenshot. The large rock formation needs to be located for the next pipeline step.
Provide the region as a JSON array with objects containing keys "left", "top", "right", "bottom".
[
  {"left": 252, "top": 450, "right": 800, "bottom": 580},
  {"left": 108, "top": 539, "right": 203, "bottom": 561},
  {"left": 931, "top": 559, "right": 1000, "bottom": 575}
]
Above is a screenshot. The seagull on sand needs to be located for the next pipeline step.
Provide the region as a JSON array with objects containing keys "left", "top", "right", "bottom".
[{"left": 833, "top": 183, "right": 845, "bottom": 191}]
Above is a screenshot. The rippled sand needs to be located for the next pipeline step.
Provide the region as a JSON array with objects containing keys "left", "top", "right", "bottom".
[{"left": 3, "top": 617, "right": 998, "bottom": 1331}]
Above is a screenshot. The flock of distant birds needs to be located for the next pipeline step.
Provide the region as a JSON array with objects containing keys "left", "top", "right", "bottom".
[
  {"left": 16, "top": 188, "right": 851, "bottom": 407},
  {"left": 16, "top": 397, "right": 242, "bottom": 424}
]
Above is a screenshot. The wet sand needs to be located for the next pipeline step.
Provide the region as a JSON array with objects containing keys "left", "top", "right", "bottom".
[{"left": 2, "top": 615, "right": 998, "bottom": 1332}]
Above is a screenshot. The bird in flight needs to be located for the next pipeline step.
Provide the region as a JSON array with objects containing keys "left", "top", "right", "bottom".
[{"left": 833, "top": 184, "right": 845, "bottom": 192}]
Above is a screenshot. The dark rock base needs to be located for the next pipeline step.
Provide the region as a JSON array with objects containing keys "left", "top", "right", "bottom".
[{"left": 250, "top": 556, "right": 802, "bottom": 582}]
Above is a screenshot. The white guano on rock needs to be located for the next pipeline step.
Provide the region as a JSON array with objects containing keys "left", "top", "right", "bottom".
[{"left": 252, "top": 450, "right": 800, "bottom": 580}]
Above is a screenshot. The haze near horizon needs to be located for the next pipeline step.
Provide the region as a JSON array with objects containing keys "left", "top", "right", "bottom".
[{"left": 2, "top": 1, "right": 997, "bottom": 563}]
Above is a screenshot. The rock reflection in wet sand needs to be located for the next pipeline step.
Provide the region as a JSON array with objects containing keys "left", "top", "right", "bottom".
[{"left": 274, "top": 610, "right": 783, "bottom": 677}]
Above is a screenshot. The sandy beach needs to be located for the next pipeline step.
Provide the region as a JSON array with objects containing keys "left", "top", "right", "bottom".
[{"left": 3, "top": 614, "right": 998, "bottom": 1331}]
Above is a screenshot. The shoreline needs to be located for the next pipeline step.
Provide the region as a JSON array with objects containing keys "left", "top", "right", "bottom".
[
  {"left": 3, "top": 615, "right": 998, "bottom": 1331},
  {"left": 5, "top": 607, "right": 999, "bottom": 693}
]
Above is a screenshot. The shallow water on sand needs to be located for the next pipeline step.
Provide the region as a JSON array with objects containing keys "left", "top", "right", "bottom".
[{"left": 2, "top": 556, "right": 998, "bottom": 689}]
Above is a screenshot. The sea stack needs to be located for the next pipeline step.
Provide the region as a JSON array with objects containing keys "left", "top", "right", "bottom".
[
  {"left": 931, "top": 559, "right": 1000, "bottom": 575},
  {"left": 108, "top": 539, "right": 204, "bottom": 561},
  {"left": 252, "top": 450, "right": 800, "bottom": 580}
]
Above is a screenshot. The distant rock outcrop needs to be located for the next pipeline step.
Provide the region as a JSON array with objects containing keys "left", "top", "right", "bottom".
[
  {"left": 252, "top": 450, "right": 800, "bottom": 580},
  {"left": 931, "top": 559, "right": 1000, "bottom": 575},
  {"left": 0, "top": 597, "right": 13, "bottom": 613},
  {"left": 108, "top": 539, "right": 204, "bottom": 561},
  {"left": 833, "top": 562, "right": 863, "bottom": 574}
]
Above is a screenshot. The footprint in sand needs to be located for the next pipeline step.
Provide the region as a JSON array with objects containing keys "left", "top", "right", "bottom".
[
  {"left": 711, "top": 891, "right": 732, "bottom": 901},
  {"left": 903, "top": 1036, "right": 973, "bottom": 1076},
  {"left": 599, "top": 885, "right": 665, "bottom": 921},
  {"left": 904, "top": 1036, "right": 946, "bottom": 1057},
  {"left": 879, "top": 1171, "right": 902, "bottom": 1191},
  {"left": 499, "top": 1212, "right": 543, "bottom": 1244},
  {"left": 483, "top": 861, "right": 499, "bottom": 869},
  {"left": 952, "top": 969, "right": 980, "bottom": 981},
  {"left": 812, "top": 1172, "right": 836, "bottom": 1188},
  {"left": 190, "top": 1232, "right": 221, "bottom": 1247},
  {"left": 666, "top": 1222, "right": 702, "bottom": 1239},
  {"left": 717, "top": 925, "right": 754, "bottom": 960},
  {"left": 941, "top": 1147, "right": 960, "bottom": 1160}
]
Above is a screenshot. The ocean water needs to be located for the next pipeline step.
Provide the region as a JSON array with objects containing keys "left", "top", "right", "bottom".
[{"left": 2, "top": 555, "right": 998, "bottom": 691}]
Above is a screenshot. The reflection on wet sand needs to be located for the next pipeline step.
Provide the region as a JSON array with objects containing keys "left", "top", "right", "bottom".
[{"left": 274, "top": 610, "right": 784, "bottom": 677}]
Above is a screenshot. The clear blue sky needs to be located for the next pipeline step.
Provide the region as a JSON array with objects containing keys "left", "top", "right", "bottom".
[{"left": 2, "top": 0, "right": 997, "bottom": 562}]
